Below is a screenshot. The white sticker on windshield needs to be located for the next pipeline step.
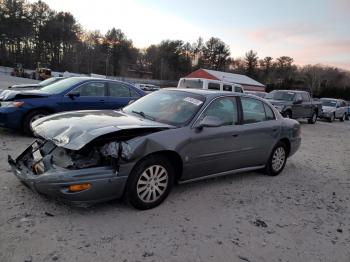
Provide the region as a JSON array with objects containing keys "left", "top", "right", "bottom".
[
  {"left": 288, "top": 92, "right": 295, "bottom": 95},
  {"left": 183, "top": 97, "right": 203, "bottom": 106}
]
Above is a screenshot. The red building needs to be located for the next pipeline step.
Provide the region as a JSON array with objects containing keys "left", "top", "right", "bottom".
[{"left": 185, "top": 68, "right": 265, "bottom": 92}]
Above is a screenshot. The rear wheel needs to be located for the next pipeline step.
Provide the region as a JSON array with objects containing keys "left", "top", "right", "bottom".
[
  {"left": 340, "top": 114, "right": 346, "bottom": 122},
  {"left": 23, "top": 110, "right": 49, "bottom": 136},
  {"left": 308, "top": 111, "right": 317, "bottom": 124},
  {"left": 265, "top": 141, "right": 288, "bottom": 176},
  {"left": 126, "top": 155, "right": 174, "bottom": 210}
]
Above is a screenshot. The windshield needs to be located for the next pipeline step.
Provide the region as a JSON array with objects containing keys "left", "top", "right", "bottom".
[
  {"left": 321, "top": 99, "right": 337, "bottom": 107},
  {"left": 123, "top": 90, "right": 205, "bottom": 126},
  {"left": 40, "top": 78, "right": 83, "bottom": 94},
  {"left": 39, "top": 77, "right": 62, "bottom": 86},
  {"left": 266, "top": 91, "right": 295, "bottom": 101},
  {"left": 178, "top": 79, "right": 203, "bottom": 89}
]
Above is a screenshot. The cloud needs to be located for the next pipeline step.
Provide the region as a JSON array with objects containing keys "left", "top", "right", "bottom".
[{"left": 248, "top": 23, "right": 328, "bottom": 43}]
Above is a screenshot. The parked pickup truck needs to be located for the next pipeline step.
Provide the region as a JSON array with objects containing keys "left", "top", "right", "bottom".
[{"left": 265, "top": 90, "right": 322, "bottom": 124}]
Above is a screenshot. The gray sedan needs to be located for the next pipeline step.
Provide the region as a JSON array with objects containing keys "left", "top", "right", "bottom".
[{"left": 9, "top": 89, "right": 301, "bottom": 209}]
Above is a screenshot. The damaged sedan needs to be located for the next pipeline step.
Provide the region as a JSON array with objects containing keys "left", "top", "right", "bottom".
[{"left": 8, "top": 89, "right": 301, "bottom": 209}]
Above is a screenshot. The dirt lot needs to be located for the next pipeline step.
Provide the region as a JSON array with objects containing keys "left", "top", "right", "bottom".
[{"left": 0, "top": 118, "right": 349, "bottom": 262}]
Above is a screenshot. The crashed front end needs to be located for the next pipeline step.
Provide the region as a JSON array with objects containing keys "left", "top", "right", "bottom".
[{"left": 8, "top": 139, "right": 136, "bottom": 204}]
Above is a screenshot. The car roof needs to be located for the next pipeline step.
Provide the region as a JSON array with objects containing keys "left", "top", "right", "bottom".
[
  {"left": 272, "top": 90, "right": 306, "bottom": 93},
  {"left": 67, "top": 76, "right": 135, "bottom": 85},
  {"left": 164, "top": 88, "right": 247, "bottom": 98}
]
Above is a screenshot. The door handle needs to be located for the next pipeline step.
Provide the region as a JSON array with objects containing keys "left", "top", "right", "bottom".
[
  {"left": 99, "top": 99, "right": 105, "bottom": 103},
  {"left": 232, "top": 134, "right": 239, "bottom": 138}
]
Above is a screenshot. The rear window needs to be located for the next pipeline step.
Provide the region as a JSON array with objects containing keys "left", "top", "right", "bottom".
[
  {"left": 208, "top": 82, "right": 220, "bottom": 90},
  {"left": 178, "top": 79, "right": 203, "bottom": 89}
]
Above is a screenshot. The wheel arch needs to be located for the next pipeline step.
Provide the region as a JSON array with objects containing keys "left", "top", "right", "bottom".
[
  {"left": 278, "top": 138, "right": 291, "bottom": 157},
  {"left": 129, "top": 150, "right": 184, "bottom": 184}
]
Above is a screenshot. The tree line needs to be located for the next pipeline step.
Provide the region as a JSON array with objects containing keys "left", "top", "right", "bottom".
[{"left": 1, "top": 0, "right": 350, "bottom": 99}]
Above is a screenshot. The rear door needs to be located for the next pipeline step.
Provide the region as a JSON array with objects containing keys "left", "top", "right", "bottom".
[
  {"left": 236, "top": 96, "right": 280, "bottom": 167},
  {"left": 107, "top": 82, "right": 141, "bottom": 109},
  {"left": 301, "top": 92, "right": 312, "bottom": 118},
  {"left": 61, "top": 81, "right": 107, "bottom": 111},
  {"left": 293, "top": 93, "right": 304, "bottom": 118}
]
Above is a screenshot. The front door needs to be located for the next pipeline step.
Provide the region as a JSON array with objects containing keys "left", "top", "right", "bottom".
[
  {"left": 61, "top": 81, "right": 107, "bottom": 111},
  {"left": 181, "top": 96, "right": 242, "bottom": 180}
]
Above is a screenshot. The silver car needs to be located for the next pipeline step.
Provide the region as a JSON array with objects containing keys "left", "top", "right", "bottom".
[
  {"left": 319, "top": 98, "right": 348, "bottom": 122},
  {"left": 9, "top": 89, "right": 301, "bottom": 209}
]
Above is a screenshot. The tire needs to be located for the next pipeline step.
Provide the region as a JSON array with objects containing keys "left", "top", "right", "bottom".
[
  {"left": 126, "top": 155, "right": 174, "bottom": 210},
  {"left": 264, "top": 141, "right": 288, "bottom": 176},
  {"left": 328, "top": 113, "right": 335, "bottom": 123},
  {"left": 308, "top": 111, "right": 317, "bottom": 124},
  {"left": 284, "top": 110, "right": 292, "bottom": 119},
  {"left": 23, "top": 110, "right": 49, "bottom": 136},
  {"left": 339, "top": 114, "right": 345, "bottom": 122}
]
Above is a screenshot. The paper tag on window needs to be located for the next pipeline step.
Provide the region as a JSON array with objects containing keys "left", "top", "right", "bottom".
[{"left": 183, "top": 97, "right": 203, "bottom": 106}]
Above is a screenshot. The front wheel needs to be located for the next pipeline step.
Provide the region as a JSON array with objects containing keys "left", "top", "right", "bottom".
[
  {"left": 284, "top": 110, "right": 292, "bottom": 119},
  {"left": 126, "top": 155, "right": 174, "bottom": 210},
  {"left": 23, "top": 110, "right": 49, "bottom": 136},
  {"left": 308, "top": 111, "right": 317, "bottom": 124},
  {"left": 265, "top": 142, "right": 288, "bottom": 176},
  {"left": 328, "top": 113, "right": 335, "bottom": 122}
]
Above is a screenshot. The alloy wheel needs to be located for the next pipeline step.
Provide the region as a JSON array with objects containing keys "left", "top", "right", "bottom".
[
  {"left": 271, "top": 147, "right": 286, "bottom": 172},
  {"left": 136, "top": 165, "right": 169, "bottom": 203}
]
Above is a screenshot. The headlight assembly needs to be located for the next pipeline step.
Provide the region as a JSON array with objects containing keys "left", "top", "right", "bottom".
[{"left": 0, "top": 101, "right": 24, "bottom": 108}]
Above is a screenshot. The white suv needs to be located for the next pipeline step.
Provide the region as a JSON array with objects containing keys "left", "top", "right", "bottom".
[{"left": 177, "top": 78, "right": 244, "bottom": 93}]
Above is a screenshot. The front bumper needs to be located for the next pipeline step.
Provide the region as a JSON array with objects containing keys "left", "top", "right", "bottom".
[
  {"left": 318, "top": 111, "right": 333, "bottom": 119},
  {"left": 289, "top": 137, "right": 301, "bottom": 157},
  {"left": 0, "top": 107, "right": 24, "bottom": 130},
  {"left": 8, "top": 141, "right": 129, "bottom": 204}
]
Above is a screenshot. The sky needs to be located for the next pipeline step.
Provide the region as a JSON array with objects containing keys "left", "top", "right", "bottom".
[{"left": 31, "top": 0, "right": 350, "bottom": 70}]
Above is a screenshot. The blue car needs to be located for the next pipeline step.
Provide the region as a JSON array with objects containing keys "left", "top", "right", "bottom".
[{"left": 0, "top": 77, "right": 146, "bottom": 134}]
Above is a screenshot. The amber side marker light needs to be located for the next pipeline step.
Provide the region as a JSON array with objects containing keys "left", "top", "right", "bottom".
[{"left": 68, "top": 183, "right": 91, "bottom": 192}]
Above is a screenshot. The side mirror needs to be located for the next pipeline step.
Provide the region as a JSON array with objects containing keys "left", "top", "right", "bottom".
[
  {"left": 68, "top": 93, "right": 80, "bottom": 99},
  {"left": 294, "top": 98, "right": 302, "bottom": 104},
  {"left": 128, "top": 99, "right": 135, "bottom": 105},
  {"left": 196, "top": 116, "right": 225, "bottom": 130}
]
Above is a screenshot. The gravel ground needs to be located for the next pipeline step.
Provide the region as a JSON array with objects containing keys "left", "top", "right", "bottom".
[
  {"left": 0, "top": 119, "right": 349, "bottom": 262},
  {"left": 0, "top": 75, "right": 349, "bottom": 261}
]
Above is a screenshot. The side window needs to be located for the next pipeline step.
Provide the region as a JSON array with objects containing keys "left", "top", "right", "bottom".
[
  {"left": 295, "top": 93, "right": 302, "bottom": 101},
  {"left": 109, "top": 82, "right": 132, "bottom": 97},
  {"left": 241, "top": 97, "right": 266, "bottom": 124},
  {"left": 201, "top": 97, "right": 238, "bottom": 126},
  {"left": 223, "top": 85, "right": 232, "bottom": 92},
  {"left": 130, "top": 87, "right": 140, "bottom": 97},
  {"left": 76, "top": 82, "right": 106, "bottom": 96},
  {"left": 264, "top": 103, "right": 275, "bottom": 121},
  {"left": 208, "top": 82, "right": 220, "bottom": 90},
  {"left": 235, "top": 86, "right": 243, "bottom": 93},
  {"left": 301, "top": 92, "right": 310, "bottom": 102}
]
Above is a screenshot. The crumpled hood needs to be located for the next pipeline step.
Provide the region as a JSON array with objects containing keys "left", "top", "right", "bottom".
[
  {"left": 0, "top": 89, "right": 49, "bottom": 101},
  {"left": 9, "top": 83, "right": 41, "bottom": 89},
  {"left": 321, "top": 106, "right": 336, "bottom": 112},
  {"left": 32, "top": 110, "right": 174, "bottom": 150}
]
